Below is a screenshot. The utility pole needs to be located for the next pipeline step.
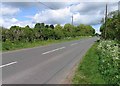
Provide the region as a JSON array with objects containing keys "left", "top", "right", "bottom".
[
  {"left": 71, "top": 15, "right": 73, "bottom": 25},
  {"left": 118, "top": 1, "right": 120, "bottom": 16},
  {"left": 104, "top": 4, "right": 107, "bottom": 40},
  {"left": 118, "top": 1, "right": 120, "bottom": 40}
]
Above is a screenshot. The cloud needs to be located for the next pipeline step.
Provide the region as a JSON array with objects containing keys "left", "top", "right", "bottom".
[
  {"left": 73, "top": 12, "right": 103, "bottom": 25},
  {"left": 70, "top": 2, "right": 105, "bottom": 14},
  {"left": 33, "top": 7, "right": 72, "bottom": 24},
  {"left": 0, "top": 17, "right": 4, "bottom": 26},
  {"left": 1, "top": 4, "right": 20, "bottom": 16},
  {"left": 1, "top": 1, "right": 119, "bottom": 30},
  {"left": 2, "top": 2, "right": 36, "bottom": 8},
  {"left": 32, "top": 2, "right": 118, "bottom": 25},
  {"left": 1, "top": 0, "right": 120, "bottom": 2},
  {"left": 38, "top": 2, "right": 68, "bottom": 10},
  {"left": 70, "top": 2, "right": 118, "bottom": 15},
  {"left": 92, "top": 24, "right": 102, "bottom": 33},
  {"left": 71, "top": 2, "right": 118, "bottom": 25},
  {"left": 1, "top": 17, "right": 34, "bottom": 28},
  {"left": 2, "top": 2, "right": 68, "bottom": 10}
]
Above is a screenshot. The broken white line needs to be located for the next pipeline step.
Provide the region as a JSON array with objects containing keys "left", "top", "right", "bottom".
[
  {"left": 70, "top": 43, "right": 78, "bottom": 46},
  {"left": 42, "top": 47, "right": 65, "bottom": 55},
  {"left": 0, "top": 61, "right": 17, "bottom": 68}
]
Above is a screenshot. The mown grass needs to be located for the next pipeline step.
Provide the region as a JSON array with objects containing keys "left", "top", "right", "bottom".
[
  {"left": 2, "top": 36, "right": 89, "bottom": 52},
  {"left": 72, "top": 42, "right": 106, "bottom": 84}
]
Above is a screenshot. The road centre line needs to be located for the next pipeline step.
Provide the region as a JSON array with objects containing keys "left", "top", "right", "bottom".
[
  {"left": 70, "top": 43, "right": 78, "bottom": 46},
  {"left": 0, "top": 61, "right": 17, "bottom": 68},
  {"left": 42, "top": 47, "right": 66, "bottom": 55}
]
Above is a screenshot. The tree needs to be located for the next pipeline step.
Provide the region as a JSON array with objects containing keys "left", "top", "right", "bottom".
[
  {"left": 34, "top": 23, "right": 41, "bottom": 28},
  {"left": 50, "top": 24, "right": 54, "bottom": 29},
  {"left": 25, "top": 25, "right": 30, "bottom": 29},
  {"left": 45, "top": 25, "right": 49, "bottom": 28},
  {"left": 64, "top": 23, "right": 74, "bottom": 37},
  {"left": 10, "top": 26, "right": 22, "bottom": 42},
  {"left": 34, "top": 23, "right": 45, "bottom": 29},
  {"left": 54, "top": 24, "right": 64, "bottom": 39},
  {"left": 64, "top": 23, "right": 74, "bottom": 32},
  {"left": 100, "top": 10, "right": 120, "bottom": 40},
  {"left": 41, "top": 28, "right": 54, "bottom": 40},
  {"left": 2, "top": 22, "right": 95, "bottom": 47}
]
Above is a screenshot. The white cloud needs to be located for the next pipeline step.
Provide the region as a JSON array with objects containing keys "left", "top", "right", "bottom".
[
  {"left": 92, "top": 24, "right": 102, "bottom": 33},
  {"left": 32, "top": 2, "right": 118, "bottom": 26},
  {"left": 0, "top": 4, "right": 20, "bottom": 16},
  {"left": 0, "top": 17, "right": 4, "bottom": 26},
  {"left": 73, "top": 12, "right": 103, "bottom": 25},
  {"left": 33, "top": 7, "right": 72, "bottom": 24},
  {"left": 11, "top": 18, "right": 18, "bottom": 23},
  {"left": 1, "top": 1, "right": 119, "bottom": 32},
  {"left": 1, "top": 17, "right": 34, "bottom": 28},
  {"left": 71, "top": 2, "right": 118, "bottom": 25},
  {"left": 70, "top": 2, "right": 118, "bottom": 15}
]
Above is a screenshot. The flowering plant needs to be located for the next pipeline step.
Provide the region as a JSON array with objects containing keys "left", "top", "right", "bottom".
[{"left": 97, "top": 40, "right": 120, "bottom": 85}]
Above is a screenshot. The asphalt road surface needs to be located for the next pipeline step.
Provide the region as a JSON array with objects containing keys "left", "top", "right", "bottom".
[{"left": 2, "top": 37, "right": 97, "bottom": 84}]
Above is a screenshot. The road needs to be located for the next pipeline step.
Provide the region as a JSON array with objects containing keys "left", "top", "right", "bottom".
[{"left": 2, "top": 37, "right": 97, "bottom": 84}]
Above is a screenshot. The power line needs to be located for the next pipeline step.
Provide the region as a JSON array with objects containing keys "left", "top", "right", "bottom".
[
  {"left": 38, "top": 2, "right": 55, "bottom": 10},
  {"left": 37, "top": 1, "right": 63, "bottom": 24}
]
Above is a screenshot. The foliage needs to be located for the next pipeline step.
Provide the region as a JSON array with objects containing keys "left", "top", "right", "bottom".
[
  {"left": 2, "top": 36, "right": 87, "bottom": 51},
  {"left": 1, "top": 23, "right": 95, "bottom": 50},
  {"left": 97, "top": 40, "right": 120, "bottom": 85},
  {"left": 34, "top": 23, "right": 45, "bottom": 29},
  {"left": 100, "top": 10, "right": 120, "bottom": 41},
  {"left": 99, "top": 10, "right": 120, "bottom": 85}
]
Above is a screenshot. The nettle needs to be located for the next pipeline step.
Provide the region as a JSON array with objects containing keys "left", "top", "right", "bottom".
[{"left": 97, "top": 41, "right": 120, "bottom": 85}]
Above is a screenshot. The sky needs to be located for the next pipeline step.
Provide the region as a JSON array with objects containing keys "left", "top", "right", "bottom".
[{"left": 0, "top": 0, "right": 119, "bottom": 33}]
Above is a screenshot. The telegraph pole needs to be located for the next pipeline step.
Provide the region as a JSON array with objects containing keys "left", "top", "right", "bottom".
[
  {"left": 118, "top": 1, "right": 120, "bottom": 40},
  {"left": 104, "top": 4, "right": 108, "bottom": 40},
  {"left": 71, "top": 15, "right": 73, "bottom": 25},
  {"left": 118, "top": 1, "right": 120, "bottom": 17}
]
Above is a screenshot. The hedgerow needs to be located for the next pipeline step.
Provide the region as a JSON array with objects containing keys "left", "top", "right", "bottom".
[{"left": 97, "top": 40, "right": 120, "bottom": 85}]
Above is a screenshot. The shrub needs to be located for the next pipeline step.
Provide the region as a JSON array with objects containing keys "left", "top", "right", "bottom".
[{"left": 97, "top": 40, "right": 120, "bottom": 85}]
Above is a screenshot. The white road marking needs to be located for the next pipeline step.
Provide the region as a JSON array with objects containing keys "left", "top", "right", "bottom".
[
  {"left": 70, "top": 43, "right": 78, "bottom": 46},
  {"left": 42, "top": 47, "right": 66, "bottom": 55},
  {"left": 0, "top": 61, "right": 17, "bottom": 68}
]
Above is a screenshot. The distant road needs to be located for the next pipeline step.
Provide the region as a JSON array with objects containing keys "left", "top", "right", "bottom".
[{"left": 2, "top": 37, "right": 97, "bottom": 84}]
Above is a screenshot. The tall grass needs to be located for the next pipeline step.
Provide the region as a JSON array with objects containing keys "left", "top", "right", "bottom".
[{"left": 72, "top": 43, "right": 106, "bottom": 84}]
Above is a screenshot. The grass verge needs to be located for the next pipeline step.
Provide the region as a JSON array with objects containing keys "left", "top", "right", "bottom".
[
  {"left": 2, "top": 36, "right": 89, "bottom": 52},
  {"left": 72, "top": 42, "right": 106, "bottom": 84}
]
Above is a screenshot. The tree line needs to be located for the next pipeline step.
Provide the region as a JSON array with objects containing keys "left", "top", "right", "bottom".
[{"left": 1, "top": 23, "right": 95, "bottom": 43}]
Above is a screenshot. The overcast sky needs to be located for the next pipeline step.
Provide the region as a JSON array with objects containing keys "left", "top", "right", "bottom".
[{"left": 0, "top": 0, "right": 119, "bottom": 33}]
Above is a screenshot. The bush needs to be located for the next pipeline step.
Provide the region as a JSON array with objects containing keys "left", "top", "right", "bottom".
[{"left": 97, "top": 40, "right": 120, "bottom": 85}]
